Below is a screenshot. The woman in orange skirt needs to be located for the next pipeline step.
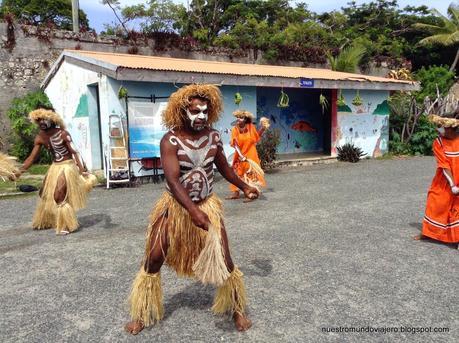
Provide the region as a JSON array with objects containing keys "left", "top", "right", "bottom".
[
  {"left": 226, "top": 110, "right": 269, "bottom": 200},
  {"left": 417, "top": 114, "right": 459, "bottom": 246}
]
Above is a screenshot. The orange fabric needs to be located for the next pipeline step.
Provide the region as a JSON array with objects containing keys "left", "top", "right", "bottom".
[
  {"left": 422, "top": 136, "right": 459, "bottom": 243},
  {"left": 229, "top": 123, "right": 265, "bottom": 192}
]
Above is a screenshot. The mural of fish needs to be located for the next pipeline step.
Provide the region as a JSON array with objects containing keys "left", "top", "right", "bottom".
[{"left": 291, "top": 120, "right": 317, "bottom": 132}]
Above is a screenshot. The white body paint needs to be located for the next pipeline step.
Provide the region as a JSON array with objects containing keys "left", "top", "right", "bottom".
[{"left": 186, "top": 104, "right": 208, "bottom": 130}]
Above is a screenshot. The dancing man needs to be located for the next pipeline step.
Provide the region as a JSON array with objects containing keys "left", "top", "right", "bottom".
[
  {"left": 16, "top": 107, "right": 96, "bottom": 235},
  {"left": 125, "top": 84, "right": 259, "bottom": 335}
]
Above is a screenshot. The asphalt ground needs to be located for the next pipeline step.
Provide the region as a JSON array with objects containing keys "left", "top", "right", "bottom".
[{"left": 0, "top": 157, "right": 458, "bottom": 343}]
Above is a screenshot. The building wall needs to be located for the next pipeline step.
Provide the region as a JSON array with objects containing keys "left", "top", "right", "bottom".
[
  {"left": 257, "top": 87, "right": 325, "bottom": 154},
  {"left": 335, "top": 90, "right": 390, "bottom": 157},
  {"left": 103, "top": 79, "right": 257, "bottom": 163},
  {"left": 44, "top": 61, "right": 101, "bottom": 170}
]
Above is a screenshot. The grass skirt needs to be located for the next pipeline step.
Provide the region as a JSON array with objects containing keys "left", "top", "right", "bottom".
[
  {"left": 32, "top": 160, "right": 93, "bottom": 232},
  {"left": 145, "top": 192, "right": 229, "bottom": 284}
]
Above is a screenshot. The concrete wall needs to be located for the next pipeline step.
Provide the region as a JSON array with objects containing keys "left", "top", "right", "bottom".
[
  {"left": 103, "top": 79, "right": 256, "bottom": 173},
  {"left": 44, "top": 61, "right": 101, "bottom": 170}
]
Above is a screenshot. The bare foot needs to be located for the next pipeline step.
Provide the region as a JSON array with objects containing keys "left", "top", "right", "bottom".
[
  {"left": 225, "top": 192, "right": 240, "bottom": 200},
  {"left": 413, "top": 234, "right": 425, "bottom": 241},
  {"left": 233, "top": 312, "right": 252, "bottom": 331},
  {"left": 124, "top": 321, "right": 145, "bottom": 335}
]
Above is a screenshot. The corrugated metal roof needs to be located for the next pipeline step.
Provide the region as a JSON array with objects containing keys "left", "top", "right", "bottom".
[{"left": 64, "top": 50, "right": 415, "bottom": 85}]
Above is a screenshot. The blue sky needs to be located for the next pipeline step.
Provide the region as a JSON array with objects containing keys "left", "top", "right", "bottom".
[{"left": 19, "top": 0, "right": 459, "bottom": 32}]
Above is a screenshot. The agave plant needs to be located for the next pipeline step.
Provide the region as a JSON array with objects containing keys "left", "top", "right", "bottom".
[
  {"left": 337, "top": 91, "right": 346, "bottom": 107},
  {"left": 352, "top": 90, "right": 363, "bottom": 106},
  {"left": 234, "top": 92, "right": 243, "bottom": 105},
  {"left": 337, "top": 143, "right": 365, "bottom": 163},
  {"left": 277, "top": 90, "right": 289, "bottom": 108},
  {"left": 319, "top": 93, "right": 329, "bottom": 114}
]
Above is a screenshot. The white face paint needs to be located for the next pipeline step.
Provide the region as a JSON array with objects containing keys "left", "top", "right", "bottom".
[
  {"left": 39, "top": 119, "right": 52, "bottom": 129},
  {"left": 186, "top": 104, "right": 208, "bottom": 131}
]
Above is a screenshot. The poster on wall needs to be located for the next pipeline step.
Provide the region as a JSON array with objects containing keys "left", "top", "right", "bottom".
[{"left": 128, "top": 101, "right": 167, "bottom": 158}]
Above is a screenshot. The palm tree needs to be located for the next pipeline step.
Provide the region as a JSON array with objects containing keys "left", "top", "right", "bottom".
[
  {"left": 326, "top": 43, "right": 366, "bottom": 73},
  {"left": 413, "top": 3, "right": 459, "bottom": 72}
]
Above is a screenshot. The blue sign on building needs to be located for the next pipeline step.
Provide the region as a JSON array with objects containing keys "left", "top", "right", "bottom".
[{"left": 300, "top": 78, "right": 315, "bottom": 88}]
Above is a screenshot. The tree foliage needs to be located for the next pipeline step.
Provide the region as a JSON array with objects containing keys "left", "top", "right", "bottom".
[
  {"left": 7, "top": 90, "right": 53, "bottom": 163},
  {"left": 0, "top": 0, "right": 90, "bottom": 30}
]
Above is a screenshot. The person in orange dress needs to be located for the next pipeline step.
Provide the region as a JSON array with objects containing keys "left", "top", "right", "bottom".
[
  {"left": 226, "top": 110, "right": 269, "bottom": 200},
  {"left": 416, "top": 114, "right": 459, "bottom": 246}
]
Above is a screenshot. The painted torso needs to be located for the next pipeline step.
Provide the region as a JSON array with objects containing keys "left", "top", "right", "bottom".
[
  {"left": 166, "top": 129, "right": 222, "bottom": 202},
  {"left": 40, "top": 129, "right": 72, "bottom": 163}
]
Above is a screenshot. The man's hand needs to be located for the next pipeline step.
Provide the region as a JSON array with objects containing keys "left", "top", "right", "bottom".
[
  {"left": 190, "top": 208, "right": 210, "bottom": 231},
  {"left": 9, "top": 170, "right": 21, "bottom": 181},
  {"left": 243, "top": 186, "right": 259, "bottom": 200}
]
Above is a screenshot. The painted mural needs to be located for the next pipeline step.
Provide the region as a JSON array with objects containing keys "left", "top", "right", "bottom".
[
  {"left": 257, "top": 87, "right": 324, "bottom": 154},
  {"left": 336, "top": 90, "right": 390, "bottom": 157}
]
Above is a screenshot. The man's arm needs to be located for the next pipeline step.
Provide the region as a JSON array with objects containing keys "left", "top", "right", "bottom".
[
  {"left": 63, "top": 131, "right": 86, "bottom": 173},
  {"left": 19, "top": 136, "right": 42, "bottom": 176},
  {"left": 160, "top": 134, "right": 210, "bottom": 230},
  {"left": 214, "top": 144, "right": 259, "bottom": 199}
]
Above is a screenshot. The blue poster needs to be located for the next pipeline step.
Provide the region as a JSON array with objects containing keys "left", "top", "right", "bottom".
[{"left": 128, "top": 101, "right": 167, "bottom": 158}]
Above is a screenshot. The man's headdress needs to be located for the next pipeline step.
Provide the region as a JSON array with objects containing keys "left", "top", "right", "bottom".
[
  {"left": 29, "top": 108, "right": 66, "bottom": 129},
  {"left": 233, "top": 110, "right": 255, "bottom": 121},
  {"left": 162, "top": 84, "right": 222, "bottom": 129}
]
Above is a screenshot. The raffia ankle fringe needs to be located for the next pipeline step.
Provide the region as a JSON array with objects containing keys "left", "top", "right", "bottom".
[
  {"left": 212, "top": 267, "right": 247, "bottom": 315},
  {"left": 128, "top": 269, "right": 164, "bottom": 327},
  {"left": 56, "top": 202, "right": 78, "bottom": 234}
]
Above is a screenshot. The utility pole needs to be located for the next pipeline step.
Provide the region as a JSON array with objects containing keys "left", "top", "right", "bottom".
[{"left": 72, "top": 0, "right": 79, "bottom": 33}]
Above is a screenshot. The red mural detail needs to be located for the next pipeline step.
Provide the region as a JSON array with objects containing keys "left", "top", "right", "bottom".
[{"left": 291, "top": 120, "right": 317, "bottom": 132}]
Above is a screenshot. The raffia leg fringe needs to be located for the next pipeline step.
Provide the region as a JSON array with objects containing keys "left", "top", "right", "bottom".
[
  {"left": 32, "top": 199, "right": 55, "bottom": 230},
  {"left": 56, "top": 202, "right": 78, "bottom": 234},
  {"left": 192, "top": 224, "right": 230, "bottom": 286},
  {"left": 212, "top": 267, "right": 247, "bottom": 315},
  {"left": 128, "top": 269, "right": 164, "bottom": 327}
]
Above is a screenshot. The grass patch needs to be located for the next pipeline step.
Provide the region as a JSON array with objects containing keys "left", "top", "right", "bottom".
[
  {"left": 0, "top": 178, "right": 42, "bottom": 193},
  {"left": 376, "top": 153, "right": 396, "bottom": 160},
  {"left": 28, "top": 164, "right": 50, "bottom": 175}
]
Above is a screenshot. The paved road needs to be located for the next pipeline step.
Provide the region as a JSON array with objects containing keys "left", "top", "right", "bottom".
[{"left": 0, "top": 157, "right": 457, "bottom": 342}]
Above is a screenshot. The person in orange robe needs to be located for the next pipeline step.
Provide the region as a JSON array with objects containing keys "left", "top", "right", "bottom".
[
  {"left": 226, "top": 110, "right": 269, "bottom": 200},
  {"left": 417, "top": 115, "right": 459, "bottom": 246}
]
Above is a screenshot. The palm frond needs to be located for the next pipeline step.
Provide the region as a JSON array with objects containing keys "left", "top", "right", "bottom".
[
  {"left": 419, "top": 33, "right": 457, "bottom": 46},
  {"left": 448, "top": 3, "right": 459, "bottom": 26},
  {"left": 412, "top": 23, "right": 446, "bottom": 34}
]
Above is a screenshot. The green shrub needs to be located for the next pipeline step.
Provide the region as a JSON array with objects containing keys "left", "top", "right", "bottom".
[
  {"left": 414, "top": 66, "right": 455, "bottom": 103},
  {"left": 407, "top": 115, "right": 437, "bottom": 156},
  {"left": 256, "top": 129, "right": 281, "bottom": 170},
  {"left": 7, "top": 90, "right": 53, "bottom": 163}
]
